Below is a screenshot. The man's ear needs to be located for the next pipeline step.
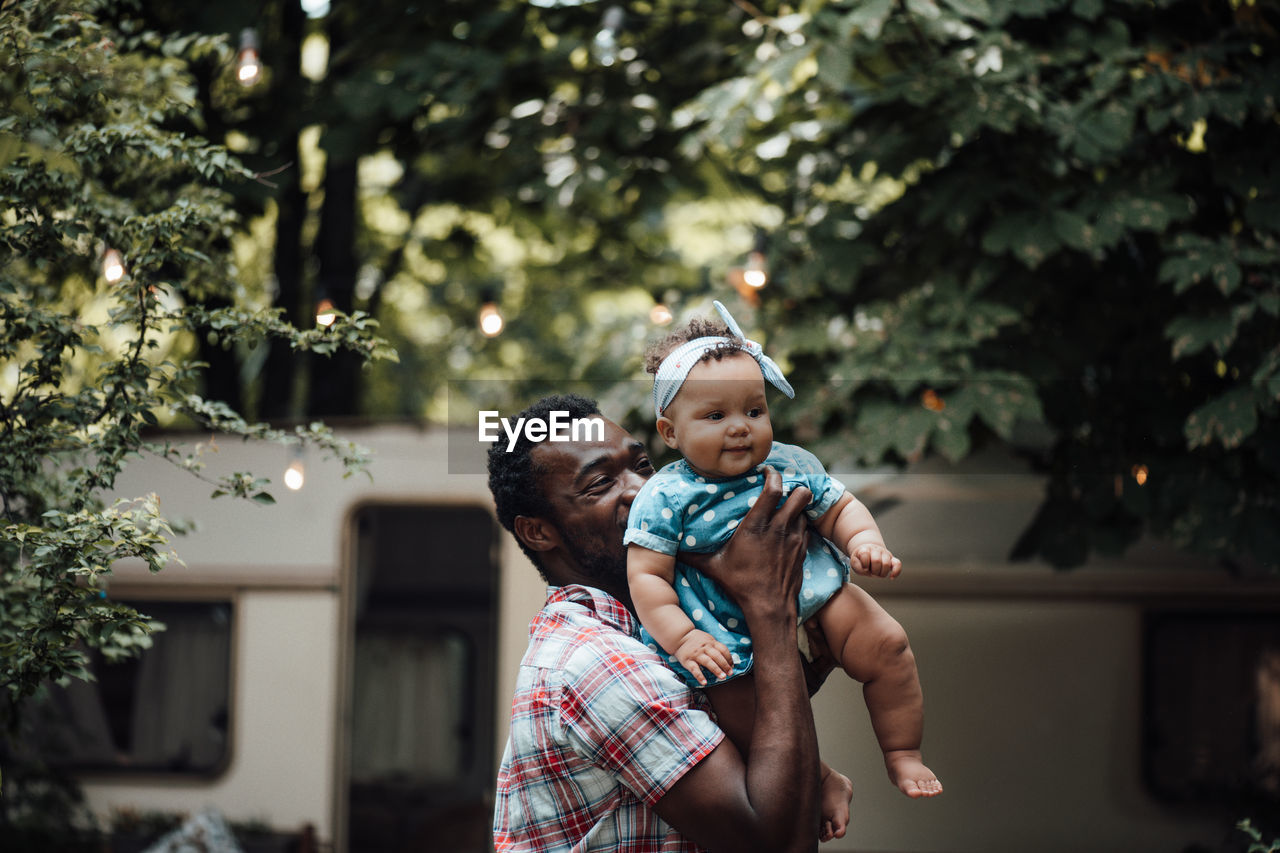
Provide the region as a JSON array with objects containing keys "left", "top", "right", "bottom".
[
  {"left": 513, "top": 515, "right": 560, "bottom": 553},
  {"left": 655, "top": 416, "right": 679, "bottom": 450}
]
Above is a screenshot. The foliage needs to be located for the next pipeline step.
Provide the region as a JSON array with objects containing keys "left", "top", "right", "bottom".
[
  {"left": 134, "top": 0, "right": 770, "bottom": 421},
  {"left": 1240, "top": 818, "right": 1280, "bottom": 853},
  {"left": 670, "top": 0, "right": 1280, "bottom": 569},
  {"left": 0, "top": 0, "right": 392, "bottom": 746},
  {"left": 307, "top": 0, "right": 1277, "bottom": 569},
  {"left": 1239, "top": 819, "right": 1280, "bottom": 850},
  {"left": 100, "top": 0, "right": 1277, "bottom": 572}
]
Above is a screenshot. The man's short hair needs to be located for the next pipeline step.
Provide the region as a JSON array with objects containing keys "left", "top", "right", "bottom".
[{"left": 487, "top": 393, "right": 602, "bottom": 579}]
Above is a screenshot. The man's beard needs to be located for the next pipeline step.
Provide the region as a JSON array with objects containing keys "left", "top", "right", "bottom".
[{"left": 563, "top": 532, "right": 627, "bottom": 587}]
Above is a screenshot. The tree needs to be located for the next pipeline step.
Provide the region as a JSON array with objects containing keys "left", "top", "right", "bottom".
[
  {"left": 0, "top": 0, "right": 393, "bottom": 786},
  {"left": 674, "top": 0, "right": 1279, "bottom": 570},
  {"left": 49, "top": 0, "right": 1274, "bottom": 573},
  {"left": 130, "top": 0, "right": 777, "bottom": 422}
]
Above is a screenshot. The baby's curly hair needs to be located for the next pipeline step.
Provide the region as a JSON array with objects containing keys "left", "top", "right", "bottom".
[{"left": 643, "top": 317, "right": 744, "bottom": 375}]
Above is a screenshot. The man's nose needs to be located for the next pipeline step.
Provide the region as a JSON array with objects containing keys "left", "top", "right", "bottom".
[{"left": 619, "top": 470, "right": 645, "bottom": 507}]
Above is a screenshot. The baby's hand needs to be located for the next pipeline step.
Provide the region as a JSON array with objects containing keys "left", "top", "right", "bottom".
[
  {"left": 849, "top": 543, "right": 902, "bottom": 579},
  {"left": 674, "top": 630, "right": 733, "bottom": 686}
]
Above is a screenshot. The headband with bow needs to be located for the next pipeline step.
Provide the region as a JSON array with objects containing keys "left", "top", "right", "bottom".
[{"left": 652, "top": 300, "right": 794, "bottom": 417}]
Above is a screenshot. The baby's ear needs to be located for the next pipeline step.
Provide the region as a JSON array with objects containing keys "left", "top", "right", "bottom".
[{"left": 655, "top": 416, "right": 679, "bottom": 450}]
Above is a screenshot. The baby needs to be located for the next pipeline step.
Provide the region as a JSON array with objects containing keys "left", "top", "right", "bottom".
[{"left": 625, "top": 301, "right": 942, "bottom": 800}]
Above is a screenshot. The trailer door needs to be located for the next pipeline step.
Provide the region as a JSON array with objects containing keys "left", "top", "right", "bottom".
[{"left": 343, "top": 503, "right": 499, "bottom": 853}]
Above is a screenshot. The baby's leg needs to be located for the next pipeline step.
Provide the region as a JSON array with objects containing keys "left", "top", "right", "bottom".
[{"left": 816, "top": 583, "right": 943, "bottom": 798}]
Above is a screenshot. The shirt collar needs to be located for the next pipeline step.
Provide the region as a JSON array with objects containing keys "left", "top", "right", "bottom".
[{"left": 546, "top": 584, "right": 638, "bottom": 638}]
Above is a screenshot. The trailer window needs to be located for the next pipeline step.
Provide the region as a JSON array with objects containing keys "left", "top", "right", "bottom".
[
  {"left": 29, "top": 600, "right": 233, "bottom": 776},
  {"left": 1144, "top": 609, "right": 1280, "bottom": 807}
]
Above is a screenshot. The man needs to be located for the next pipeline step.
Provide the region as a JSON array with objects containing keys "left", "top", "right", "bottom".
[{"left": 487, "top": 393, "right": 846, "bottom": 853}]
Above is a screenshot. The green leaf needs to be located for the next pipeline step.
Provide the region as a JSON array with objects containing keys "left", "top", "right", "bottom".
[
  {"left": 906, "top": 0, "right": 943, "bottom": 19},
  {"left": 844, "top": 0, "right": 895, "bottom": 40},
  {"left": 1051, "top": 209, "right": 1094, "bottom": 251},
  {"left": 931, "top": 416, "right": 972, "bottom": 461},
  {"left": 939, "top": 0, "right": 992, "bottom": 19},
  {"left": 251, "top": 491, "right": 276, "bottom": 505},
  {"left": 1073, "top": 102, "right": 1135, "bottom": 159},
  {"left": 1184, "top": 386, "right": 1259, "bottom": 449},
  {"left": 1166, "top": 313, "right": 1239, "bottom": 359},
  {"left": 1071, "top": 0, "right": 1104, "bottom": 20},
  {"left": 817, "top": 43, "right": 854, "bottom": 91}
]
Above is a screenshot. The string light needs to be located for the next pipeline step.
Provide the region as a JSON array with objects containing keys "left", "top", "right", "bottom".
[
  {"left": 649, "top": 302, "right": 673, "bottom": 325},
  {"left": 284, "top": 451, "right": 305, "bottom": 491},
  {"left": 1131, "top": 464, "right": 1149, "bottom": 486},
  {"left": 743, "top": 230, "right": 769, "bottom": 289},
  {"left": 101, "top": 248, "right": 125, "bottom": 283},
  {"left": 921, "top": 389, "right": 946, "bottom": 411},
  {"left": 315, "top": 298, "right": 337, "bottom": 328},
  {"left": 237, "top": 28, "right": 263, "bottom": 87},
  {"left": 742, "top": 253, "right": 767, "bottom": 289},
  {"left": 479, "top": 287, "right": 504, "bottom": 337},
  {"left": 479, "top": 303, "right": 504, "bottom": 337}
]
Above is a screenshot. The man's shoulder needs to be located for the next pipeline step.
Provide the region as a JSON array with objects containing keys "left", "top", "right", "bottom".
[
  {"left": 527, "top": 596, "right": 642, "bottom": 666},
  {"left": 526, "top": 598, "right": 689, "bottom": 703}
]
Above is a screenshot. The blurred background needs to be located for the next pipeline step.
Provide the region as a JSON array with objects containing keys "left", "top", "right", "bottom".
[{"left": 1, "top": 0, "right": 1277, "bottom": 850}]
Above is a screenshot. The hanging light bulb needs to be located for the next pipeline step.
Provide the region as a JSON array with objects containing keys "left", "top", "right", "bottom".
[
  {"left": 742, "top": 230, "right": 769, "bottom": 289},
  {"left": 592, "top": 6, "right": 625, "bottom": 66},
  {"left": 649, "top": 301, "right": 673, "bottom": 325},
  {"left": 315, "top": 297, "right": 337, "bottom": 328},
  {"left": 101, "top": 248, "right": 125, "bottom": 283},
  {"left": 237, "top": 28, "right": 263, "bottom": 87},
  {"left": 479, "top": 301, "right": 504, "bottom": 337},
  {"left": 284, "top": 451, "right": 305, "bottom": 491}
]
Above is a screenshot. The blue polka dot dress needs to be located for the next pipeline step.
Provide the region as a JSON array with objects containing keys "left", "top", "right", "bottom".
[{"left": 623, "top": 441, "right": 851, "bottom": 687}]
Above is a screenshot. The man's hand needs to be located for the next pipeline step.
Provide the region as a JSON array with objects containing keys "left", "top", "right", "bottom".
[
  {"left": 694, "top": 467, "right": 810, "bottom": 624},
  {"left": 674, "top": 629, "right": 733, "bottom": 686}
]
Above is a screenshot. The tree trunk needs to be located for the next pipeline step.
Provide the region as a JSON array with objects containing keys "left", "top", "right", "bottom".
[
  {"left": 307, "top": 157, "right": 361, "bottom": 416},
  {"left": 258, "top": 0, "right": 307, "bottom": 422}
]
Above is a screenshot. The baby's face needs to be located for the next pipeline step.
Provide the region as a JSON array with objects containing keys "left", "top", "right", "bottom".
[{"left": 659, "top": 351, "right": 773, "bottom": 479}]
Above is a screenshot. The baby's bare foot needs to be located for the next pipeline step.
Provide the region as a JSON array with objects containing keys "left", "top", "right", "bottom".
[
  {"left": 885, "top": 749, "right": 943, "bottom": 798},
  {"left": 819, "top": 765, "right": 853, "bottom": 842}
]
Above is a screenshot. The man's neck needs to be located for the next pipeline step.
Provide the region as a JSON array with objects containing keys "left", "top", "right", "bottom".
[{"left": 546, "top": 569, "right": 634, "bottom": 615}]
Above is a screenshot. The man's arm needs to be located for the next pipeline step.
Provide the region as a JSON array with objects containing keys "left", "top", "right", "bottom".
[{"left": 651, "top": 468, "right": 821, "bottom": 853}]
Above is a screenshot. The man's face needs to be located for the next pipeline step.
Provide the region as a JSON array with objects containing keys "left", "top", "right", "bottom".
[{"left": 532, "top": 417, "right": 655, "bottom": 586}]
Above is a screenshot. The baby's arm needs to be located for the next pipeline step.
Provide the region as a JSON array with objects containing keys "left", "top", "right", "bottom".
[
  {"left": 814, "top": 492, "right": 902, "bottom": 579},
  {"left": 627, "top": 544, "right": 733, "bottom": 685}
]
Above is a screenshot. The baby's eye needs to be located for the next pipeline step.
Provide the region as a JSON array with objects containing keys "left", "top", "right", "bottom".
[
  {"left": 748, "top": 407, "right": 763, "bottom": 418},
  {"left": 705, "top": 412, "right": 724, "bottom": 421}
]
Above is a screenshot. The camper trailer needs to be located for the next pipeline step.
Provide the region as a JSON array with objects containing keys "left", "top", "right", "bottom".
[{"left": 58, "top": 423, "right": 1278, "bottom": 852}]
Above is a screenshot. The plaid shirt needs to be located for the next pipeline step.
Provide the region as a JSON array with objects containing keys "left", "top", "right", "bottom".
[{"left": 493, "top": 584, "right": 723, "bottom": 853}]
